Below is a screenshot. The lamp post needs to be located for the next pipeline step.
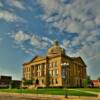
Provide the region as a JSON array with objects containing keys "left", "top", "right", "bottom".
[{"left": 61, "top": 62, "right": 69, "bottom": 98}]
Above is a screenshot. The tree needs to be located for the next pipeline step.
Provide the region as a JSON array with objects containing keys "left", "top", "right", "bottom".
[
  {"left": 83, "top": 79, "right": 88, "bottom": 88},
  {"left": 97, "top": 77, "right": 100, "bottom": 88},
  {"left": 23, "top": 80, "right": 33, "bottom": 86},
  {"left": 87, "top": 76, "right": 91, "bottom": 85},
  {"left": 98, "top": 77, "right": 100, "bottom": 82},
  {"left": 83, "top": 76, "right": 91, "bottom": 88}
]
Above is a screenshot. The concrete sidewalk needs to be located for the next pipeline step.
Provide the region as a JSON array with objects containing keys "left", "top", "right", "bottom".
[
  {"left": 68, "top": 89, "right": 100, "bottom": 100},
  {"left": 0, "top": 92, "right": 100, "bottom": 100},
  {"left": 0, "top": 92, "right": 61, "bottom": 100}
]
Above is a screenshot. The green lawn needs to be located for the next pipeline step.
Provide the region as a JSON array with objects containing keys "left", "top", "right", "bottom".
[
  {"left": 0, "top": 88, "right": 97, "bottom": 96},
  {"left": 78, "top": 88, "right": 100, "bottom": 93}
]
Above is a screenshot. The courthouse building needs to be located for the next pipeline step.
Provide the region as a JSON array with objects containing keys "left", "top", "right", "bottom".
[{"left": 23, "top": 41, "right": 87, "bottom": 88}]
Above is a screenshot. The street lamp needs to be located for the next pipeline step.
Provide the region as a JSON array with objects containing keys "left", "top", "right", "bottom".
[{"left": 61, "top": 62, "right": 69, "bottom": 98}]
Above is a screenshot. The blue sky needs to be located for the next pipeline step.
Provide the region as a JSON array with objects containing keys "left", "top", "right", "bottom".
[{"left": 0, "top": 0, "right": 100, "bottom": 80}]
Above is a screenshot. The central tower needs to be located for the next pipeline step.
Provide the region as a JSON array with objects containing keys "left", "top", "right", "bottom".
[{"left": 47, "top": 40, "right": 65, "bottom": 56}]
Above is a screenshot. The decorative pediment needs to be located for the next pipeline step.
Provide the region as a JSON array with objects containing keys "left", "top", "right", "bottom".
[
  {"left": 23, "top": 56, "right": 45, "bottom": 65},
  {"left": 32, "top": 56, "right": 45, "bottom": 62},
  {"left": 77, "top": 57, "right": 86, "bottom": 66},
  {"left": 72, "top": 57, "right": 86, "bottom": 67}
]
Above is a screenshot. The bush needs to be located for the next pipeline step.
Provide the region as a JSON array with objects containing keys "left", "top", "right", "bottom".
[{"left": 23, "top": 80, "right": 33, "bottom": 85}]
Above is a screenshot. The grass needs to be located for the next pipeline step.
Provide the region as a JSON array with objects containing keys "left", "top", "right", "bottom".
[
  {"left": 78, "top": 88, "right": 100, "bottom": 93},
  {"left": 0, "top": 88, "right": 97, "bottom": 96}
]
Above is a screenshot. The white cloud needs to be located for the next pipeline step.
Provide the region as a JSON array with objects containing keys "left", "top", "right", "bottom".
[
  {"left": 0, "top": 10, "right": 23, "bottom": 22},
  {"left": 42, "top": 37, "right": 53, "bottom": 44},
  {"left": 67, "top": 21, "right": 84, "bottom": 33},
  {"left": 38, "top": 0, "right": 100, "bottom": 33},
  {"left": 37, "top": 0, "right": 61, "bottom": 16},
  {"left": 95, "top": 14, "right": 100, "bottom": 25},
  {"left": 62, "top": 39, "right": 71, "bottom": 48},
  {"left": 13, "top": 34, "right": 51, "bottom": 55},
  {"left": 84, "top": 20, "right": 96, "bottom": 30},
  {"left": 9, "top": 30, "right": 52, "bottom": 51},
  {"left": 31, "top": 35, "right": 41, "bottom": 46},
  {"left": 38, "top": 0, "right": 100, "bottom": 59},
  {"left": 13, "top": 31, "right": 30, "bottom": 42},
  {"left": 7, "top": 0, "right": 25, "bottom": 10},
  {"left": 53, "top": 17, "right": 72, "bottom": 32},
  {"left": 0, "top": 2, "right": 3, "bottom": 7},
  {"left": 20, "top": 44, "right": 34, "bottom": 55},
  {"left": 0, "top": 37, "right": 2, "bottom": 45},
  {"left": 75, "top": 29, "right": 99, "bottom": 46},
  {"left": 78, "top": 41, "right": 100, "bottom": 60},
  {"left": 31, "top": 35, "right": 49, "bottom": 48}
]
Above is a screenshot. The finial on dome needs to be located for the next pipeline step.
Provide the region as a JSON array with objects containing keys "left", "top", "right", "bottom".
[{"left": 53, "top": 40, "right": 59, "bottom": 46}]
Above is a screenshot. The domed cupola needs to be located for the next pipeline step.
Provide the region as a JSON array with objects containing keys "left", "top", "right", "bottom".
[{"left": 47, "top": 40, "right": 65, "bottom": 56}]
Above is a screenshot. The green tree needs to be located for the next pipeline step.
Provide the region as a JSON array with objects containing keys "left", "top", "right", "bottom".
[
  {"left": 98, "top": 77, "right": 100, "bottom": 82},
  {"left": 23, "top": 80, "right": 33, "bottom": 85},
  {"left": 83, "top": 76, "right": 91, "bottom": 88}
]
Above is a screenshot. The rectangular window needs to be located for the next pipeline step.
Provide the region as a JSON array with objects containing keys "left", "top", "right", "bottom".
[
  {"left": 33, "top": 72, "right": 34, "bottom": 76},
  {"left": 44, "top": 63, "right": 46, "bottom": 69},
  {"left": 53, "top": 70, "right": 55, "bottom": 76},
  {"left": 29, "top": 68, "right": 30, "bottom": 72},
  {"left": 51, "top": 79, "right": 54, "bottom": 84},
  {"left": 51, "top": 70, "right": 53, "bottom": 76},
  {"left": 49, "top": 70, "right": 51, "bottom": 75},
  {"left": 55, "top": 61, "right": 58, "bottom": 67},
  {"left": 55, "top": 79, "right": 58, "bottom": 84},
  {"left": 38, "top": 65, "right": 39, "bottom": 70},
  {"left": 32, "top": 65, "right": 34, "bottom": 70},
  {"left": 40, "top": 72, "right": 41, "bottom": 76},
  {"left": 37, "top": 65, "right": 39, "bottom": 70},
  {"left": 38, "top": 72, "right": 39, "bottom": 76},
  {"left": 50, "top": 63, "right": 51, "bottom": 67},
  {"left": 42, "top": 79, "right": 44, "bottom": 84},
  {"left": 52, "top": 62, "right": 54, "bottom": 67},
  {"left": 39, "top": 72, "right": 40, "bottom": 76},
  {"left": 48, "top": 63, "right": 50, "bottom": 67},
  {"left": 40, "top": 65, "right": 41, "bottom": 69},
  {"left": 44, "top": 71, "right": 46, "bottom": 76},
  {"left": 55, "top": 69, "right": 58, "bottom": 76},
  {"left": 42, "top": 63, "right": 45, "bottom": 67},
  {"left": 27, "top": 67, "right": 28, "bottom": 72}
]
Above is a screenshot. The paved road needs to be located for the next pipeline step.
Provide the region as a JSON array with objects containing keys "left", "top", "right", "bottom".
[
  {"left": 0, "top": 95, "right": 100, "bottom": 100},
  {"left": 0, "top": 94, "right": 99, "bottom": 100},
  {"left": 0, "top": 95, "right": 60, "bottom": 100},
  {"left": 0, "top": 95, "right": 35, "bottom": 100}
]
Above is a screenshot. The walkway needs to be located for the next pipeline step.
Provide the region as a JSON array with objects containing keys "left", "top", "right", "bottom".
[{"left": 67, "top": 89, "right": 100, "bottom": 100}]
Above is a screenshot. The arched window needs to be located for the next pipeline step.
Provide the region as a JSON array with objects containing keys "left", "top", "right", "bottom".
[{"left": 35, "top": 79, "right": 39, "bottom": 85}]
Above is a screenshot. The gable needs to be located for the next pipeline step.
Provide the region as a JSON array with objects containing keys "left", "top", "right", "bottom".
[
  {"left": 78, "top": 57, "right": 86, "bottom": 66},
  {"left": 33, "top": 56, "right": 45, "bottom": 62},
  {"left": 23, "top": 56, "right": 46, "bottom": 65},
  {"left": 72, "top": 57, "right": 86, "bottom": 66}
]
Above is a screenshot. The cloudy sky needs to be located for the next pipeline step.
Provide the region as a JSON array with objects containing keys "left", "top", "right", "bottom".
[{"left": 0, "top": 0, "right": 100, "bottom": 80}]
